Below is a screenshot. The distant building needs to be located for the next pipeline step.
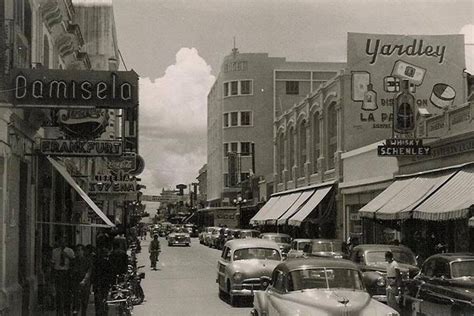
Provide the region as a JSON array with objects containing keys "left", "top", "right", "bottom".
[{"left": 196, "top": 164, "right": 207, "bottom": 207}]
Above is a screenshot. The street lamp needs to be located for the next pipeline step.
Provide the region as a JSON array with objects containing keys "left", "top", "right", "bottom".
[{"left": 233, "top": 196, "right": 247, "bottom": 228}]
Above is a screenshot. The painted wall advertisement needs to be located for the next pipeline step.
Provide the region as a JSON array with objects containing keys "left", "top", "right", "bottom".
[{"left": 346, "top": 33, "right": 466, "bottom": 150}]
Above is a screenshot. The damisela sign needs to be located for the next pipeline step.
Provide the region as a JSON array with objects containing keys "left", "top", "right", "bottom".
[
  {"left": 40, "top": 139, "right": 122, "bottom": 156},
  {"left": 6, "top": 68, "right": 138, "bottom": 109}
]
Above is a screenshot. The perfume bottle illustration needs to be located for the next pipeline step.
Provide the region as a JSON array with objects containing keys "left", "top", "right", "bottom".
[
  {"left": 362, "top": 83, "right": 378, "bottom": 111},
  {"left": 394, "top": 80, "right": 415, "bottom": 133}
]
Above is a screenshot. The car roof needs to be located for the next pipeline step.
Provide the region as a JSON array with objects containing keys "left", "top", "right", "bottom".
[
  {"left": 276, "top": 258, "right": 359, "bottom": 272},
  {"left": 426, "top": 253, "right": 474, "bottom": 262},
  {"left": 311, "top": 239, "right": 341, "bottom": 243},
  {"left": 293, "top": 239, "right": 312, "bottom": 242},
  {"left": 353, "top": 244, "right": 414, "bottom": 253},
  {"left": 260, "top": 233, "right": 291, "bottom": 237},
  {"left": 225, "top": 238, "right": 281, "bottom": 250}
]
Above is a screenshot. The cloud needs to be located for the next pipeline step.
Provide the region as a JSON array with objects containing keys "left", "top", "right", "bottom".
[
  {"left": 139, "top": 48, "right": 215, "bottom": 194},
  {"left": 460, "top": 24, "right": 474, "bottom": 73}
]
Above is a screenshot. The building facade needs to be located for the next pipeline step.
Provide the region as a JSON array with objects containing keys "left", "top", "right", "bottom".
[{"left": 207, "top": 49, "right": 345, "bottom": 211}]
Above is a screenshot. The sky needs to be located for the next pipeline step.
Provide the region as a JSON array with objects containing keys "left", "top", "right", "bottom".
[{"left": 111, "top": 0, "right": 474, "bottom": 195}]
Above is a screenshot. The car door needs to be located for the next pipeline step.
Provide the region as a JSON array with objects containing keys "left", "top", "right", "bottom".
[
  {"left": 217, "top": 246, "right": 231, "bottom": 290},
  {"left": 267, "top": 270, "right": 287, "bottom": 315},
  {"left": 421, "top": 258, "right": 451, "bottom": 304}
]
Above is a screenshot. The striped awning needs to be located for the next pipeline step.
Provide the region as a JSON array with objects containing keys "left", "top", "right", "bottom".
[
  {"left": 264, "top": 192, "right": 302, "bottom": 225},
  {"left": 250, "top": 196, "right": 281, "bottom": 225},
  {"left": 287, "top": 186, "right": 333, "bottom": 226}
]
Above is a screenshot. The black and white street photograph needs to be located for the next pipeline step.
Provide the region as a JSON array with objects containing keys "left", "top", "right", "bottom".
[{"left": 0, "top": 0, "right": 473, "bottom": 315}]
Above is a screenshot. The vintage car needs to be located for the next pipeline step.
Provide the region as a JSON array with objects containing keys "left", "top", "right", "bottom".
[
  {"left": 202, "top": 226, "right": 218, "bottom": 246},
  {"left": 403, "top": 253, "right": 474, "bottom": 315},
  {"left": 209, "top": 227, "right": 222, "bottom": 248},
  {"left": 252, "top": 258, "right": 400, "bottom": 316},
  {"left": 216, "top": 239, "right": 282, "bottom": 306},
  {"left": 215, "top": 227, "right": 232, "bottom": 250},
  {"left": 350, "top": 244, "right": 419, "bottom": 303},
  {"left": 286, "top": 238, "right": 312, "bottom": 259},
  {"left": 259, "top": 233, "right": 292, "bottom": 256},
  {"left": 235, "top": 229, "right": 260, "bottom": 239},
  {"left": 167, "top": 227, "right": 191, "bottom": 246},
  {"left": 184, "top": 223, "right": 199, "bottom": 237}
]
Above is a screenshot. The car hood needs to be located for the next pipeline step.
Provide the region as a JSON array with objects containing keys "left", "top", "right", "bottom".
[
  {"left": 365, "top": 262, "right": 419, "bottom": 274},
  {"left": 230, "top": 259, "right": 280, "bottom": 279},
  {"left": 169, "top": 233, "right": 189, "bottom": 238},
  {"left": 271, "top": 289, "right": 396, "bottom": 315}
]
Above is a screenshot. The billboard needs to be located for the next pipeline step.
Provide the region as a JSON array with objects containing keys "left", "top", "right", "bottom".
[{"left": 345, "top": 33, "right": 466, "bottom": 150}]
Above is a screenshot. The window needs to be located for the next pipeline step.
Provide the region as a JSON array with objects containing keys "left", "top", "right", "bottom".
[
  {"left": 223, "top": 113, "right": 229, "bottom": 127},
  {"left": 223, "top": 174, "right": 229, "bottom": 187},
  {"left": 224, "top": 82, "right": 229, "bottom": 97},
  {"left": 289, "top": 127, "right": 295, "bottom": 171},
  {"left": 286, "top": 81, "right": 299, "bottom": 95},
  {"left": 278, "top": 133, "right": 285, "bottom": 179},
  {"left": 230, "top": 142, "right": 238, "bottom": 153},
  {"left": 327, "top": 103, "right": 337, "bottom": 170},
  {"left": 298, "top": 120, "right": 307, "bottom": 178},
  {"left": 240, "top": 80, "right": 252, "bottom": 95},
  {"left": 240, "top": 142, "right": 251, "bottom": 156},
  {"left": 230, "top": 112, "right": 238, "bottom": 126},
  {"left": 240, "top": 172, "right": 249, "bottom": 182},
  {"left": 230, "top": 81, "right": 238, "bottom": 95},
  {"left": 240, "top": 111, "right": 252, "bottom": 126},
  {"left": 223, "top": 143, "right": 229, "bottom": 156},
  {"left": 312, "top": 112, "right": 320, "bottom": 173}
]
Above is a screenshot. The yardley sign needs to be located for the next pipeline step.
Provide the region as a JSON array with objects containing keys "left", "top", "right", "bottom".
[
  {"left": 345, "top": 33, "right": 465, "bottom": 151},
  {"left": 7, "top": 68, "right": 138, "bottom": 109}
]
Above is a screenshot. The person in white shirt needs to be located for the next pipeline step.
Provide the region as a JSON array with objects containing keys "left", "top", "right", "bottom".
[
  {"left": 385, "top": 251, "right": 400, "bottom": 312},
  {"left": 52, "top": 236, "right": 75, "bottom": 315}
]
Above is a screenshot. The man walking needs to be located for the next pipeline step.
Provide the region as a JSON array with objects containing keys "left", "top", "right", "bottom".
[
  {"left": 149, "top": 234, "right": 161, "bottom": 270},
  {"left": 52, "top": 236, "right": 75, "bottom": 316},
  {"left": 385, "top": 251, "right": 401, "bottom": 312}
]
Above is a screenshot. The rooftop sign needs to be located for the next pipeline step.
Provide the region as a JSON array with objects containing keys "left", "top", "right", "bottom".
[
  {"left": 6, "top": 68, "right": 138, "bottom": 109},
  {"left": 378, "top": 139, "right": 431, "bottom": 156}
]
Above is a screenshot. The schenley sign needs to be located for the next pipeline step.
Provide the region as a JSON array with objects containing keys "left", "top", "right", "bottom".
[
  {"left": 8, "top": 68, "right": 138, "bottom": 109},
  {"left": 378, "top": 138, "right": 431, "bottom": 156},
  {"left": 41, "top": 139, "right": 122, "bottom": 156}
]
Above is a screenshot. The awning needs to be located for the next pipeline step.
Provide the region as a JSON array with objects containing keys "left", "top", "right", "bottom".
[
  {"left": 288, "top": 186, "right": 333, "bottom": 227},
  {"left": 47, "top": 156, "right": 115, "bottom": 227},
  {"left": 277, "top": 190, "right": 314, "bottom": 225},
  {"left": 411, "top": 166, "right": 474, "bottom": 221},
  {"left": 359, "top": 168, "right": 457, "bottom": 220},
  {"left": 264, "top": 192, "right": 302, "bottom": 225},
  {"left": 470, "top": 217, "right": 474, "bottom": 227},
  {"left": 250, "top": 196, "right": 281, "bottom": 225}
]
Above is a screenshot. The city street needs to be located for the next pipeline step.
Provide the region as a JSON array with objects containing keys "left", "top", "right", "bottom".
[{"left": 133, "top": 237, "right": 253, "bottom": 316}]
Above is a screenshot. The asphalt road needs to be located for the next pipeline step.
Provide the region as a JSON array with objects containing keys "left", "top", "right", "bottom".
[{"left": 133, "top": 237, "right": 253, "bottom": 316}]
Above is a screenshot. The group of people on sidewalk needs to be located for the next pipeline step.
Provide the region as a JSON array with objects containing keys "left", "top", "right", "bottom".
[{"left": 46, "top": 230, "right": 130, "bottom": 316}]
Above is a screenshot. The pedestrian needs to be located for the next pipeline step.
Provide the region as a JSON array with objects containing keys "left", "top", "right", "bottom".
[
  {"left": 385, "top": 251, "right": 401, "bottom": 312},
  {"left": 149, "top": 234, "right": 161, "bottom": 270},
  {"left": 70, "top": 244, "right": 92, "bottom": 316},
  {"left": 109, "top": 237, "right": 129, "bottom": 281},
  {"left": 91, "top": 239, "right": 114, "bottom": 316},
  {"left": 51, "top": 236, "right": 75, "bottom": 316}
]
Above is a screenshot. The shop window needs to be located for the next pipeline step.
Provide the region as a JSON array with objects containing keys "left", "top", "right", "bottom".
[
  {"left": 230, "top": 142, "right": 238, "bottom": 153},
  {"left": 286, "top": 81, "right": 299, "bottom": 95}
]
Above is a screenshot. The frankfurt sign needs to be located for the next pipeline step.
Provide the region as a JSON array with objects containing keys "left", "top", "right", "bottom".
[
  {"left": 7, "top": 68, "right": 138, "bottom": 109},
  {"left": 378, "top": 138, "right": 431, "bottom": 156},
  {"left": 40, "top": 139, "right": 122, "bottom": 156}
]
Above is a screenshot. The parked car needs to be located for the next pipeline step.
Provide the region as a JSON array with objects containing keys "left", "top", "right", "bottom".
[
  {"left": 167, "top": 227, "right": 191, "bottom": 246},
  {"left": 404, "top": 253, "right": 474, "bottom": 315},
  {"left": 215, "top": 227, "right": 231, "bottom": 250},
  {"left": 306, "top": 239, "right": 346, "bottom": 259},
  {"left": 350, "top": 244, "right": 419, "bottom": 303},
  {"left": 217, "top": 239, "right": 282, "bottom": 306},
  {"left": 209, "top": 228, "right": 221, "bottom": 248},
  {"left": 202, "top": 227, "right": 218, "bottom": 246},
  {"left": 184, "top": 224, "right": 199, "bottom": 237},
  {"left": 235, "top": 229, "right": 260, "bottom": 239},
  {"left": 286, "top": 238, "right": 312, "bottom": 259},
  {"left": 259, "top": 233, "right": 292, "bottom": 256},
  {"left": 252, "top": 258, "right": 400, "bottom": 316}
]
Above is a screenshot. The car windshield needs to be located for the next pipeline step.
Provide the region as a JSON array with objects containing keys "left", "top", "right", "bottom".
[
  {"left": 262, "top": 235, "right": 291, "bottom": 244},
  {"left": 451, "top": 260, "right": 474, "bottom": 278},
  {"left": 311, "top": 241, "right": 342, "bottom": 253},
  {"left": 233, "top": 247, "right": 281, "bottom": 261},
  {"left": 365, "top": 250, "right": 416, "bottom": 265},
  {"left": 240, "top": 231, "right": 259, "bottom": 238},
  {"left": 289, "top": 268, "right": 365, "bottom": 291}
]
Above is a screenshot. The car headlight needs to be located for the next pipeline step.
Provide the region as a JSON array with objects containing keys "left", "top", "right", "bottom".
[
  {"left": 376, "top": 276, "right": 386, "bottom": 287},
  {"left": 233, "top": 272, "right": 243, "bottom": 282}
]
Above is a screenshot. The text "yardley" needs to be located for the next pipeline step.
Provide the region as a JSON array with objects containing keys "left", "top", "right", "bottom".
[{"left": 366, "top": 39, "right": 446, "bottom": 64}]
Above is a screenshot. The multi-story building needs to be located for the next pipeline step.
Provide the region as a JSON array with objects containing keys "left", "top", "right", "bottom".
[{"left": 207, "top": 49, "right": 345, "bottom": 211}]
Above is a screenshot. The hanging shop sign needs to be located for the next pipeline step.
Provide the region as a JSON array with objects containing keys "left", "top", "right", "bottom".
[
  {"left": 106, "top": 152, "right": 137, "bottom": 173},
  {"left": 40, "top": 138, "right": 122, "bottom": 156},
  {"left": 5, "top": 68, "right": 138, "bottom": 109},
  {"left": 57, "top": 108, "right": 109, "bottom": 138},
  {"left": 88, "top": 180, "right": 138, "bottom": 194},
  {"left": 378, "top": 138, "right": 431, "bottom": 156}
]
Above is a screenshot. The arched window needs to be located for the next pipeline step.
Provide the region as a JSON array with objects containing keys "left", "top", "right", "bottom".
[
  {"left": 327, "top": 102, "right": 337, "bottom": 170},
  {"left": 43, "top": 35, "right": 50, "bottom": 68},
  {"left": 278, "top": 132, "right": 285, "bottom": 181},
  {"left": 312, "top": 112, "right": 320, "bottom": 173},
  {"left": 298, "top": 120, "right": 306, "bottom": 178},
  {"left": 288, "top": 126, "right": 295, "bottom": 175}
]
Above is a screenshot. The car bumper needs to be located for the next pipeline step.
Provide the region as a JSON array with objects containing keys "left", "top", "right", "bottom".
[
  {"left": 371, "top": 294, "right": 387, "bottom": 303},
  {"left": 168, "top": 240, "right": 190, "bottom": 245},
  {"left": 230, "top": 280, "right": 265, "bottom": 296}
]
